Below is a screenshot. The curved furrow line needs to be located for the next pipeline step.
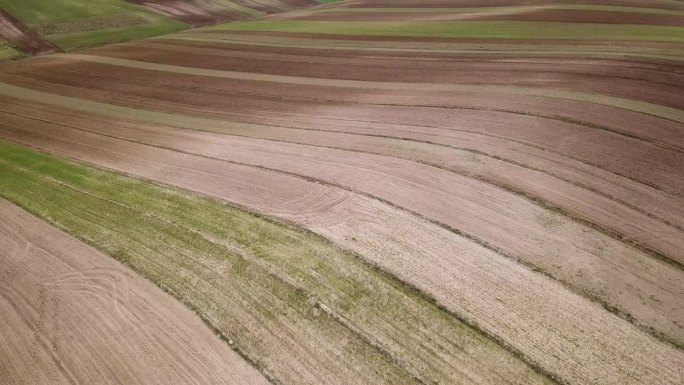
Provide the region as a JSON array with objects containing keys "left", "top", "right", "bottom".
[
  {"left": 2, "top": 116, "right": 683, "bottom": 351},
  {"left": 0, "top": 125, "right": 681, "bottom": 385},
  {"left": 160, "top": 35, "right": 684, "bottom": 64},
  {"left": 99, "top": 41, "right": 684, "bottom": 88},
  {"left": 1, "top": 79, "right": 680, "bottom": 248},
  {"left": 50, "top": 53, "right": 684, "bottom": 123},
  {"left": 0, "top": 79, "right": 680, "bottom": 250},
  {"left": 8, "top": 57, "right": 681, "bottom": 195},
  {"left": 2, "top": 67, "right": 680, "bottom": 198},
  {"left": 44, "top": 64, "right": 684, "bottom": 153},
  {"left": 6, "top": 73, "right": 682, "bottom": 235},
  {"left": 2, "top": 102, "right": 682, "bottom": 268},
  {"left": 1, "top": 140, "right": 558, "bottom": 385}
]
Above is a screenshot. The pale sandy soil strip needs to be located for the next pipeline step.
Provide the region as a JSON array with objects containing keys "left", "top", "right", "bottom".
[
  {"left": 55, "top": 53, "right": 684, "bottom": 122},
  {"left": 0, "top": 114, "right": 682, "bottom": 385},
  {"left": 0, "top": 199, "right": 270, "bottom": 385},
  {"left": 1, "top": 106, "right": 682, "bottom": 347},
  {"left": 0, "top": 75, "right": 679, "bottom": 228}
]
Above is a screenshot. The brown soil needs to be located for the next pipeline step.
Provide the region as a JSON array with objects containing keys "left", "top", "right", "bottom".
[
  {"left": 0, "top": 198, "right": 270, "bottom": 385},
  {"left": 286, "top": 8, "right": 684, "bottom": 26},
  {"left": 0, "top": 9, "right": 59, "bottom": 55},
  {"left": 2, "top": 58, "right": 681, "bottom": 197},
  {"left": 84, "top": 43, "right": 684, "bottom": 108},
  {"left": 203, "top": 30, "right": 684, "bottom": 50},
  {"left": 0, "top": 108, "right": 682, "bottom": 385},
  {"left": 129, "top": 0, "right": 244, "bottom": 26},
  {"left": 343, "top": 0, "right": 684, "bottom": 11}
]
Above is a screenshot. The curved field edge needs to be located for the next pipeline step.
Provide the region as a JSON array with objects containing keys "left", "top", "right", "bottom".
[
  {"left": 6, "top": 56, "right": 684, "bottom": 124},
  {"left": 0, "top": 0, "right": 188, "bottom": 51},
  {"left": 0, "top": 198, "right": 273, "bottom": 385},
  {"left": 160, "top": 35, "right": 684, "bottom": 61},
  {"left": 0, "top": 39, "right": 22, "bottom": 60},
  {"left": 0, "top": 139, "right": 554, "bottom": 385},
  {"left": 205, "top": 20, "right": 684, "bottom": 42},
  {"left": 315, "top": 5, "right": 684, "bottom": 16}
]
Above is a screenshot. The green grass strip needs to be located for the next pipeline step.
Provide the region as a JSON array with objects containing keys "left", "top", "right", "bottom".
[
  {"left": 206, "top": 20, "right": 684, "bottom": 42},
  {"left": 0, "top": 40, "right": 23, "bottom": 61},
  {"left": 0, "top": 139, "right": 553, "bottom": 385},
  {"left": 48, "top": 19, "right": 187, "bottom": 51},
  {"left": 317, "top": 5, "right": 684, "bottom": 16},
  {"left": 15, "top": 54, "right": 684, "bottom": 123}
]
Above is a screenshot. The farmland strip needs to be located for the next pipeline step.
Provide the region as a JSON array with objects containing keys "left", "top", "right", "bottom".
[
  {"left": 55, "top": 53, "right": 684, "bottom": 123},
  {"left": 0, "top": 77, "right": 680, "bottom": 235},
  {"left": 205, "top": 20, "right": 684, "bottom": 42},
  {"left": 317, "top": 5, "right": 684, "bottom": 16},
  {"left": 2, "top": 68, "right": 681, "bottom": 209},
  {"left": 0, "top": 198, "right": 273, "bottom": 385},
  {"left": 0, "top": 124, "right": 681, "bottom": 385},
  {"left": 161, "top": 35, "right": 684, "bottom": 62},
  {"left": 2, "top": 105, "right": 683, "bottom": 349},
  {"left": 0, "top": 139, "right": 554, "bottom": 385}
]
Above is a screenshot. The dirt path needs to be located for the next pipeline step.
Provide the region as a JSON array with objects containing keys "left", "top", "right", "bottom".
[{"left": 0, "top": 198, "right": 270, "bottom": 385}]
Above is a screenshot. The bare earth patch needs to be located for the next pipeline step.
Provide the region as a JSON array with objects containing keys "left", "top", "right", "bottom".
[{"left": 0, "top": 198, "right": 270, "bottom": 385}]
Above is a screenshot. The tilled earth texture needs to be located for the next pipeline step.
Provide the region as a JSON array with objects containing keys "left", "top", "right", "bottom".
[{"left": 0, "top": 1, "right": 682, "bottom": 385}]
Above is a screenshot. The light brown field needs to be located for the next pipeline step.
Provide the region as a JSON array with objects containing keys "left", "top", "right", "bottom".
[
  {"left": 0, "top": 198, "right": 270, "bottom": 385},
  {"left": 0, "top": 0, "right": 683, "bottom": 384}
]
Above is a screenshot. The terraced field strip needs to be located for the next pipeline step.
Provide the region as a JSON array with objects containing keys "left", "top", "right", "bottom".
[
  {"left": 3, "top": 63, "right": 681, "bottom": 198},
  {"left": 1, "top": 115, "right": 682, "bottom": 385},
  {"left": 0, "top": 38, "right": 21, "bottom": 60},
  {"left": 0, "top": 139, "right": 554, "bottom": 385},
  {"left": 0, "top": 0, "right": 188, "bottom": 51},
  {"left": 0, "top": 198, "right": 270, "bottom": 385},
  {"left": 207, "top": 20, "right": 684, "bottom": 42},
  {"left": 47, "top": 53, "right": 684, "bottom": 123},
  {"left": 2, "top": 88, "right": 683, "bottom": 346},
  {"left": 163, "top": 34, "right": 684, "bottom": 61},
  {"left": 317, "top": 5, "right": 684, "bottom": 16}
]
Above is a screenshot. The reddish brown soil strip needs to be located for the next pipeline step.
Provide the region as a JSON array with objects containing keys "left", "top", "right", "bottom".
[
  {"left": 3, "top": 60, "right": 681, "bottom": 197},
  {"left": 85, "top": 43, "right": 683, "bottom": 108},
  {"left": 0, "top": 9, "right": 59, "bottom": 55},
  {"left": 0, "top": 198, "right": 270, "bottom": 385},
  {"left": 128, "top": 0, "right": 244, "bottom": 26},
  {"left": 287, "top": 9, "right": 684, "bottom": 25},
  {"left": 1, "top": 95, "right": 683, "bottom": 348},
  {"left": 151, "top": 37, "right": 684, "bottom": 66},
  {"left": 95, "top": 40, "right": 684, "bottom": 84},
  {"left": 201, "top": 29, "right": 684, "bottom": 50},
  {"left": 0, "top": 116, "right": 682, "bottom": 385}
]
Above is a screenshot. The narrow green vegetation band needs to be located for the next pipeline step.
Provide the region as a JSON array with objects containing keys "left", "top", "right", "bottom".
[
  {"left": 0, "top": 140, "right": 552, "bottom": 385},
  {"left": 207, "top": 20, "right": 684, "bottom": 42}
]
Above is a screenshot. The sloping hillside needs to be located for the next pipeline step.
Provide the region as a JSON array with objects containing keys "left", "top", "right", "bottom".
[{"left": 0, "top": 0, "right": 321, "bottom": 55}]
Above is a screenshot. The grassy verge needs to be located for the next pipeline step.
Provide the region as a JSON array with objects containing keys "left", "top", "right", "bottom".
[
  {"left": 0, "top": 39, "right": 23, "bottom": 61},
  {"left": 48, "top": 19, "right": 186, "bottom": 51},
  {"left": 317, "top": 5, "right": 684, "bottom": 16},
  {"left": 0, "top": 139, "right": 553, "bottom": 385},
  {"left": 0, "top": 0, "right": 187, "bottom": 50},
  {"left": 207, "top": 20, "right": 684, "bottom": 42}
]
